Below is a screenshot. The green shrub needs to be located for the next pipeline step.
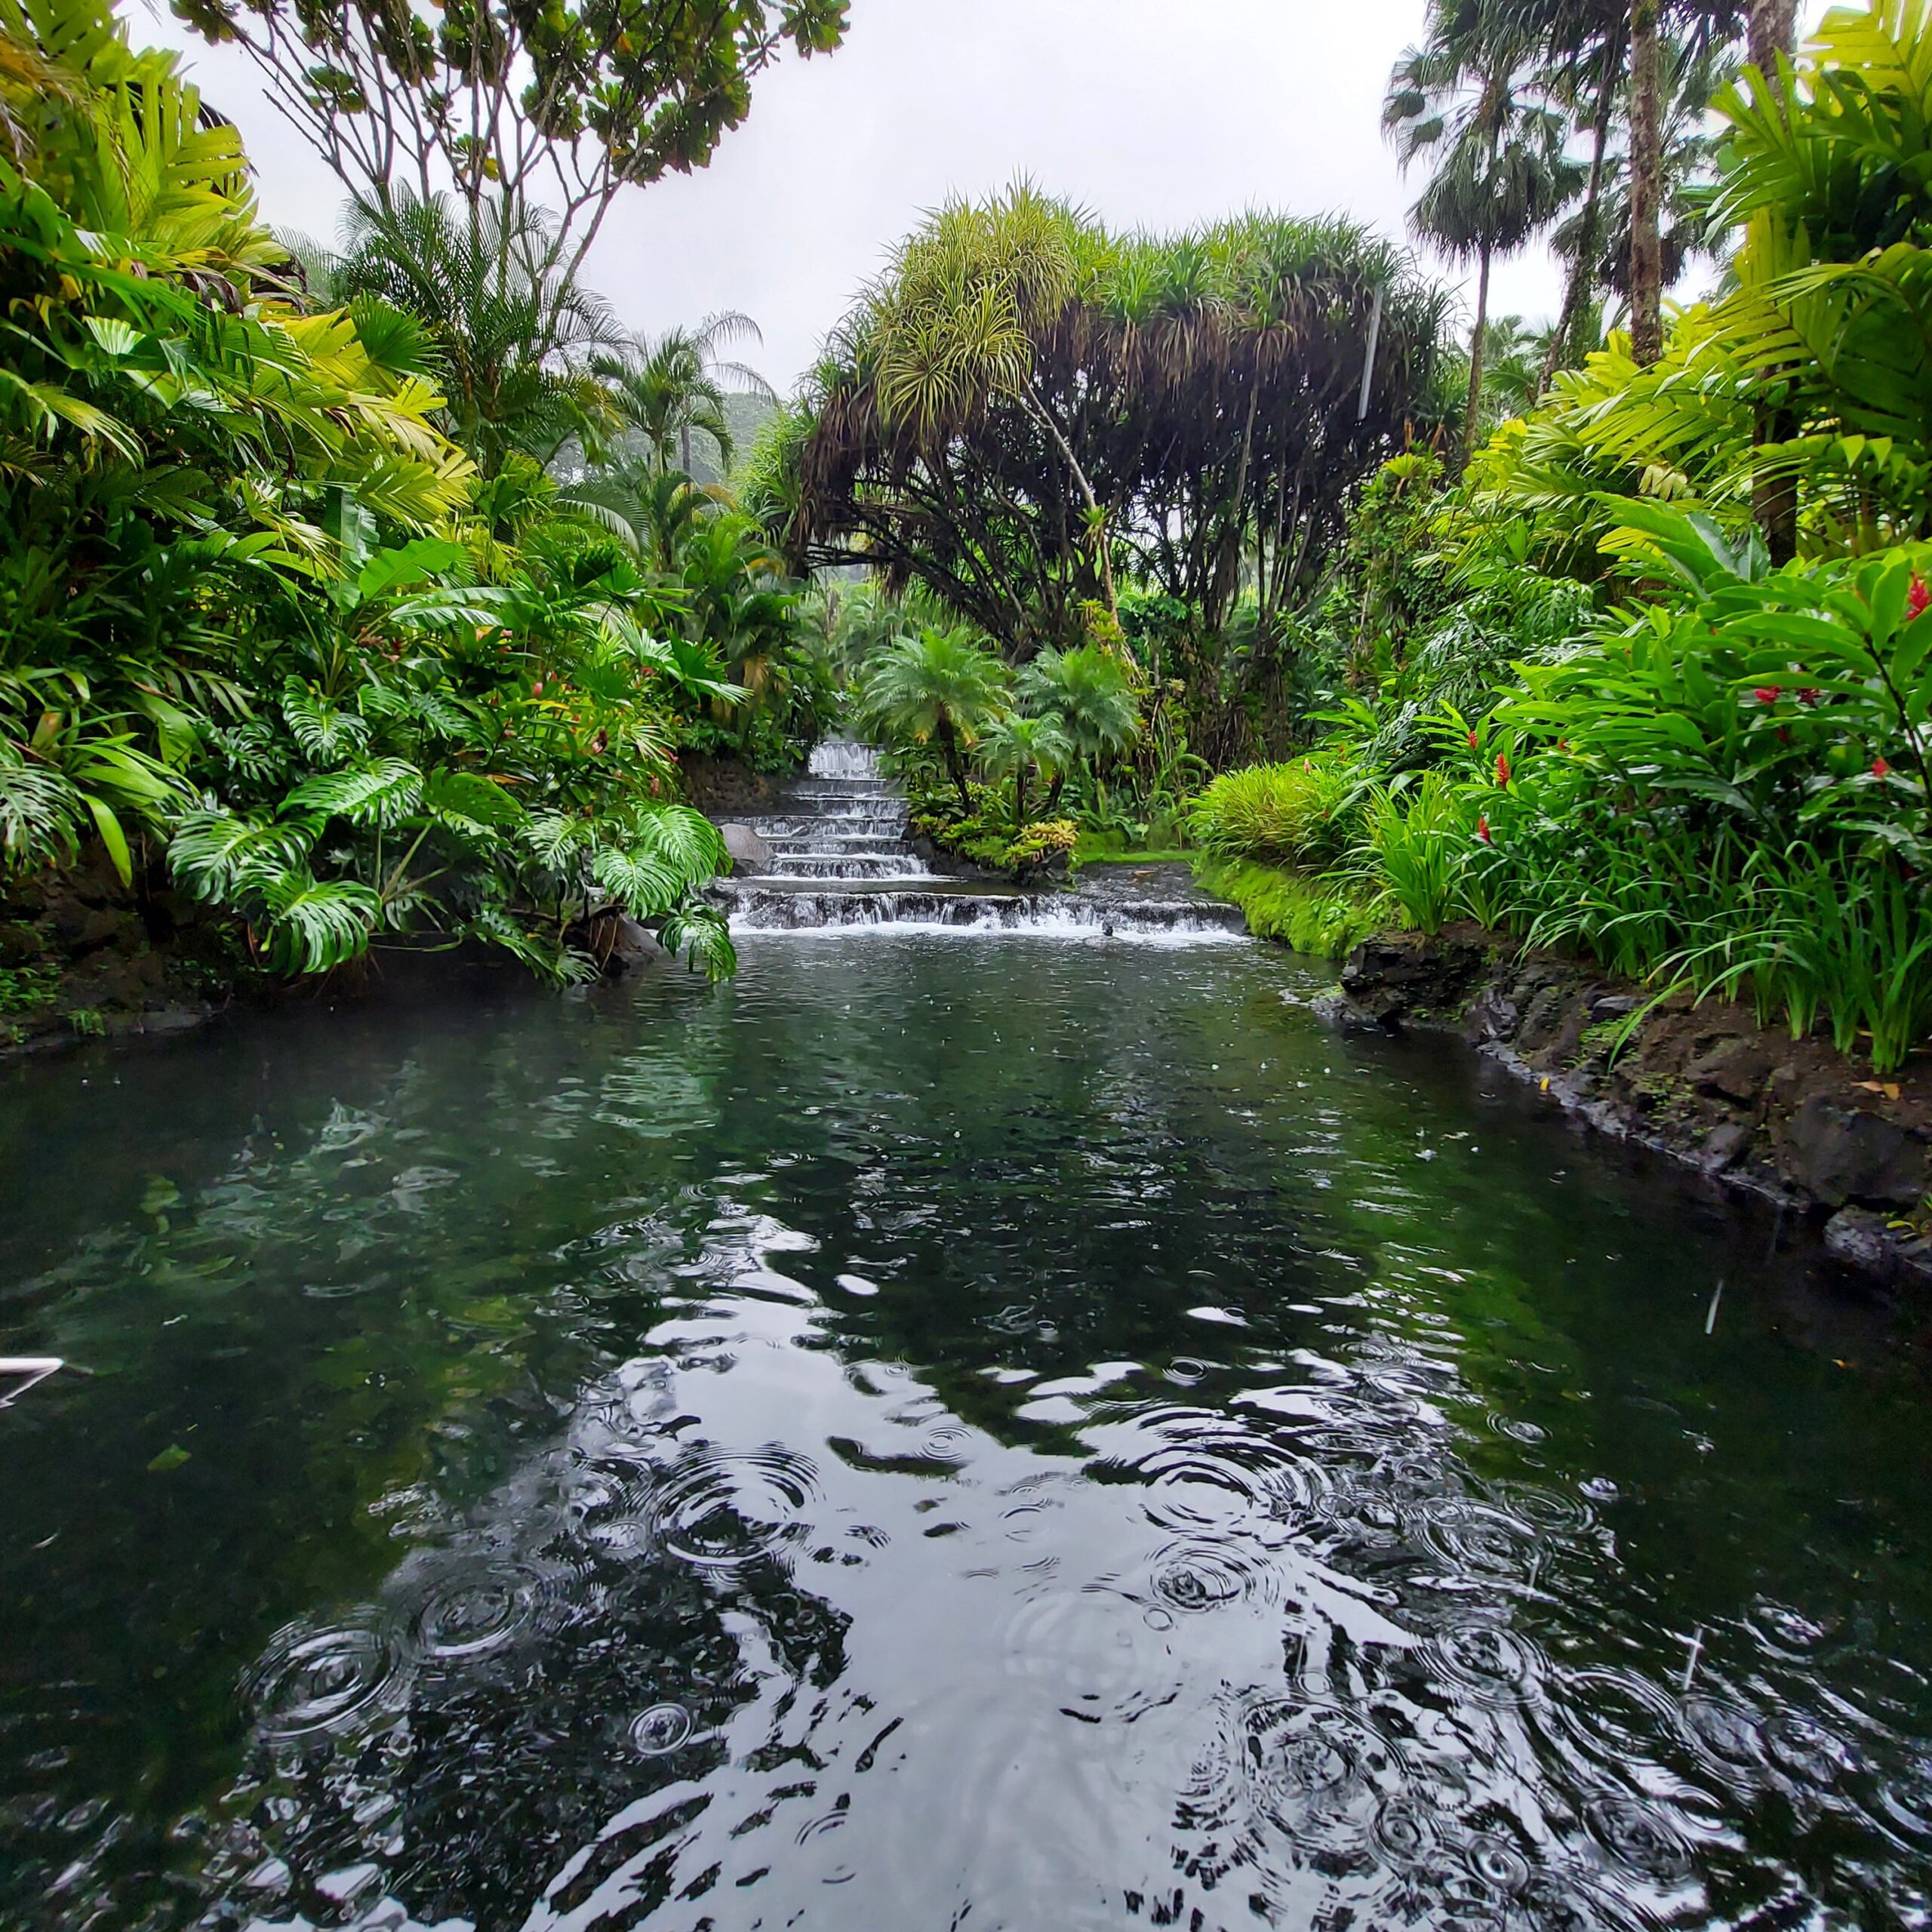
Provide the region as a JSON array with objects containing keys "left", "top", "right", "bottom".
[{"left": 1188, "top": 755, "right": 1362, "bottom": 866}]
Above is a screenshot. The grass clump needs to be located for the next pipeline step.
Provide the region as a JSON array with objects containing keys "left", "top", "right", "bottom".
[{"left": 1189, "top": 755, "right": 1363, "bottom": 868}]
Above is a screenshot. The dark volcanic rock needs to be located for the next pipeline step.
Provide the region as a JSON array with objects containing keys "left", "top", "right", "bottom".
[
  {"left": 1311, "top": 989, "right": 1392, "bottom": 1035},
  {"left": 678, "top": 755, "right": 789, "bottom": 817},
  {"left": 1331, "top": 921, "right": 1932, "bottom": 1287},
  {"left": 1339, "top": 931, "right": 1491, "bottom": 1026},
  {"left": 1687, "top": 1035, "right": 1774, "bottom": 1103},
  {"left": 1775, "top": 1094, "right": 1926, "bottom": 1208}
]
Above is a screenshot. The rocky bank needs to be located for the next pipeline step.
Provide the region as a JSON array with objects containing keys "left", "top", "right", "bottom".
[{"left": 1316, "top": 925, "right": 1932, "bottom": 1287}]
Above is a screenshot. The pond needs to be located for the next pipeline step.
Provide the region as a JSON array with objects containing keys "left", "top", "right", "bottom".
[{"left": 2, "top": 935, "right": 1929, "bottom": 1931}]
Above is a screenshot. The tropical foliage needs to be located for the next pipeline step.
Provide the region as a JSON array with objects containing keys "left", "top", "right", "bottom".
[
  {"left": 168, "top": 0, "right": 848, "bottom": 280},
  {"left": 0, "top": 0, "right": 842, "bottom": 993},
  {"left": 1188, "top": 2, "right": 1932, "bottom": 1075},
  {"left": 750, "top": 187, "right": 1454, "bottom": 762}
]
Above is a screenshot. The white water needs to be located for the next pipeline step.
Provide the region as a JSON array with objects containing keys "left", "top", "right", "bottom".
[
  {"left": 805, "top": 739, "right": 884, "bottom": 781},
  {"left": 722, "top": 740, "right": 1247, "bottom": 943}
]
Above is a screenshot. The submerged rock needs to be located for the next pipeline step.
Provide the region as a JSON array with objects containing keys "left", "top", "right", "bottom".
[{"left": 1310, "top": 989, "right": 1391, "bottom": 1035}]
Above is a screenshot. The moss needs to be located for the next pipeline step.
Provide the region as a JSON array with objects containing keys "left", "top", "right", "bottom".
[
  {"left": 1069, "top": 829, "right": 1194, "bottom": 869},
  {"left": 1191, "top": 857, "right": 1382, "bottom": 959}
]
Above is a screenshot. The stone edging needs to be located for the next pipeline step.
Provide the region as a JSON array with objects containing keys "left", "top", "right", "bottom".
[{"left": 1309, "top": 926, "right": 1932, "bottom": 1288}]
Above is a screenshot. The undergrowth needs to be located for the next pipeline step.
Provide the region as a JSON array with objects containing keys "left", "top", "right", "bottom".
[{"left": 1191, "top": 857, "right": 1380, "bottom": 958}]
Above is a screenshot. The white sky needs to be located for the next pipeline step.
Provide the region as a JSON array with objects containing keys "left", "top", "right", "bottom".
[{"left": 138, "top": 0, "right": 1610, "bottom": 392}]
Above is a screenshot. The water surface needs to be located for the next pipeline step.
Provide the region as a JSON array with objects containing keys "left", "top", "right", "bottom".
[{"left": 2, "top": 936, "right": 1929, "bottom": 1930}]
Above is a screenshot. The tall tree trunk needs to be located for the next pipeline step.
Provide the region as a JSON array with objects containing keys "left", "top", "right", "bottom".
[
  {"left": 1541, "top": 47, "right": 1619, "bottom": 392},
  {"left": 1014, "top": 765, "right": 1030, "bottom": 829},
  {"left": 936, "top": 713, "right": 971, "bottom": 811},
  {"left": 1748, "top": 0, "right": 1797, "bottom": 72},
  {"left": 1023, "top": 383, "right": 1119, "bottom": 623},
  {"left": 1749, "top": 0, "right": 1800, "bottom": 563},
  {"left": 680, "top": 422, "right": 693, "bottom": 478},
  {"left": 1460, "top": 244, "right": 1494, "bottom": 470},
  {"left": 1629, "top": 0, "right": 1666, "bottom": 366}
]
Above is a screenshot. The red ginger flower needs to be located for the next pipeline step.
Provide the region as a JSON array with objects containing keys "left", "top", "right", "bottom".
[
  {"left": 1909, "top": 574, "right": 1929, "bottom": 620},
  {"left": 1466, "top": 730, "right": 1478, "bottom": 749},
  {"left": 1495, "top": 752, "right": 1512, "bottom": 787},
  {"left": 1476, "top": 814, "right": 1492, "bottom": 844},
  {"left": 1755, "top": 685, "right": 1782, "bottom": 704},
  {"left": 1874, "top": 755, "right": 1893, "bottom": 777}
]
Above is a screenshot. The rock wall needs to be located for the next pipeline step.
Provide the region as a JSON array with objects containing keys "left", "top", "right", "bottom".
[
  {"left": 0, "top": 851, "right": 238, "bottom": 1052},
  {"left": 1321, "top": 925, "right": 1932, "bottom": 1287}
]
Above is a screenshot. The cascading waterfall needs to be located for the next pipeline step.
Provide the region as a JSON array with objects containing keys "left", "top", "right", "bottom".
[{"left": 715, "top": 741, "right": 1248, "bottom": 940}]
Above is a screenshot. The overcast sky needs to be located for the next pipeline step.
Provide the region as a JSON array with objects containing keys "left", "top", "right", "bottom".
[{"left": 139, "top": 0, "right": 1586, "bottom": 392}]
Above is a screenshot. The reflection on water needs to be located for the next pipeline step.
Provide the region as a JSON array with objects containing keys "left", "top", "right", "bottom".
[{"left": 2, "top": 936, "right": 1930, "bottom": 1930}]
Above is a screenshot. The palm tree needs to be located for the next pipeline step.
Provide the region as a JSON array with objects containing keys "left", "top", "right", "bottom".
[
  {"left": 1386, "top": 1, "right": 1584, "bottom": 463},
  {"left": 863, "top": 184, "right": 1122, "bottom": 617},
  {"left": 1017, "top": 646, "right": 1141, "bottom": 808},
  {"left": 1481, "top": 0, "right": 1748, "bottom": 374},
  {"left": 594, "top": 312, "right": 775, "bottom": 481},
  {"left": 569, "top": 460, "right": 731, "bottom": 571},
  {"left": 331, "top": 192, "right": 623, "bottom": 473},
  {"left": 1478, "top": 314, "right": 1552, "bottom": 424},
  {"left": 860, "top": 626, "right": 1011, "bottom": 809},
  {"left": 1516, "top": 0, "right": 1629, "bottom": 388},
  {"left": 978, "top": 713, "right": 1072, "bottom": 829}
]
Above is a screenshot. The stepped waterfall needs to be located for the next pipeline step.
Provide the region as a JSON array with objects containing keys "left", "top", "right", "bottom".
[{"left": 713, "top": 742, "right": 1248, "bottom": 939}]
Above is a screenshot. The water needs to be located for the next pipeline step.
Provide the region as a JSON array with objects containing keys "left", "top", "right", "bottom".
[
  {"left": 718, "top": 742, "right": 1246, "bottom": 937},
  {"left": 2, "top": 937, "right": 1930, "bottom": 1932}
]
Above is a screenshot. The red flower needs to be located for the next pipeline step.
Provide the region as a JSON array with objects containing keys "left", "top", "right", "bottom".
[
  {"left": 1798, "top": 688, "right": 1822, "bottom": 706},
  {"left": 1466, "top": 730, "right": 1478, "bottom": 749},
  {"left": 1754, "top": 685, "right": 1782, "bottom": 704},
  {"left": 1909, "top": 574, "right": 1929, "bottom": 620},
  {"left": 1495, "top": 752, "right": 1512, "bottom": 787},
  {"left": 1476, "top": 814, "right": 1492, "bottom": 844},
  {"left": 531, "top": 679, "right": 544, "bottom": 697},
  {"left": 1873, "top": 755, "right": 1893, "bottom": 777}
]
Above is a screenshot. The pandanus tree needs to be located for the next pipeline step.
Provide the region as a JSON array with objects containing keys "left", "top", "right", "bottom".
[
  {"left": 771, "top": 189, "right": 1452, "bottom": 747},
  {"left": 1386, "top": 0, "right": 1583, "bottom": 463},
  {"left": 860, "top": 628, "right": 1011, "bottom": 809}
]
